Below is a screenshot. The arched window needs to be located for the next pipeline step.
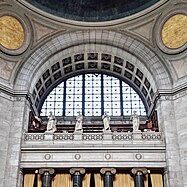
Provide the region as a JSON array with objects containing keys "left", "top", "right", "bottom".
[{"left": 40, "top": 73, "right": 146, "bottom": 117}]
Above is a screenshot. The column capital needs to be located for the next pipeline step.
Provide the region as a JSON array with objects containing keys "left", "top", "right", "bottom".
[
  {"left": 163, "top": 167, "right": 168, "bottom": 175},
  {"left": 19, "top": 168, "right": 23, "bottom": 174},
  {"left": 39, "top": 168, "right": 55, "bottom": 175},
  {"left": 69, "top": 168, "right": 86, "bottom": 175},
  {"left": 131, "top": 168, "right": 148, "bottom": 175},
  {"left": 100, "top": 168, "right": 116, "bottom": 175}
]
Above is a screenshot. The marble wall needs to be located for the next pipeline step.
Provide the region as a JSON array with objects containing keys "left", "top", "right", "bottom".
[
  {"left": 0, "top": 93, "right": 30, "bottom": 187},
  {"left": 174, "top": 93, "right": 187, "bottom": 187},
  {"left": 0, "top": 94, "right": 13, "bottom": 187}
]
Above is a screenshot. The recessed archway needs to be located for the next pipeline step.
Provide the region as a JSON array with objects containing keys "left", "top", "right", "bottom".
[{"left": 14, "top": 30, "right": 173, "bottom": 114}]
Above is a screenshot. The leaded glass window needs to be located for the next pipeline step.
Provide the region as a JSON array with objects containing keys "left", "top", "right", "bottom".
[
  {"left": 65, "top": 76, "right": 83, "bottom": 116},
  {"left": 41, "top": 82, "right": 64, "bottom": 116},
  {"left": 40, "top": 73, "right": 146, "bottom": 116},
  {"left": 85, "top": 74, "right": 102, "bottom": 116}
]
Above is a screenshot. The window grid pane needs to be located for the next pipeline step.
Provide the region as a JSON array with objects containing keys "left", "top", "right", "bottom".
[
  {"left": 85, "top": 74, "right": 102, "bottom": 116},
  {"left": 40, "top": 82, "right": 64, "bottom": 116},
  {"left": 103, "top": 75, "right": 121, "bottom": 116},
  {"left": 122, "top": 82, "right": 146, "bottom": 116},
  {"left": 65, "top": 75, "right": 83, "bottom": 116},
  {"left": 40, "top": 74, "right": 147, "bottom": 117}
]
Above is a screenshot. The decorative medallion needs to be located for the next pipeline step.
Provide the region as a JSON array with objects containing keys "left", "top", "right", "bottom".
[
  {"left": 135, "top": 153, "right": 143, "bottom": 160},
  {"left": 0, "top": 15, "right": 24, "bottom": 49},
  {"left": 105, "top": 154, "right": 111, "bottom": 160},
  {"left": 75, "top": 154, "right": 81, "bottom": 160},
  {"left": 162, "top": 14, "right": 187, "bottom": 49},
  {"left": 44, "top": 153, "right": 52, "bottom": 160}
]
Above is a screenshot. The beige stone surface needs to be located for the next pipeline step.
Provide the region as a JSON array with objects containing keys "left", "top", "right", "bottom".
[
  {"left": 32, "top": 20, "right": 56, "bottom": 42},
  {"left": 129, "top": 19, "right": 155, "bottom": 42},
  {"left": 0, "top": 57, "right": 16, "bottom": 80},
  {"left": 169, "top": 56, "right": 187, "bottom": 79}
]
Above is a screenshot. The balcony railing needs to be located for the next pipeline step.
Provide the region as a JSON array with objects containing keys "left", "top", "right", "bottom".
[
  {"left": 21, "top": 131, "right": 165, "bottom": 168},
  {"left": 23, "top": 131, "right": 164, "bottom": 145}
]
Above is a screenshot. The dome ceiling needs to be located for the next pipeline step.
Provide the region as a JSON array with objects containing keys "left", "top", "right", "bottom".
[{"left": 25, "top": 0, "right": 160, "bottom": 22}]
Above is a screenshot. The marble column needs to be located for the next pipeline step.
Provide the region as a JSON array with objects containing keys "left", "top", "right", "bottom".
[
  {"left": 69, "top": 168, "right": 86, "bottom": 187},
  {"left": 100, "top": 168, "right": 116, "bottom": 187},
  {"left": 39, "top": 168, "right": 55, "bottom": 187},
  {"left": 131, "top": 168, "right": 148, "bottom": 187}
]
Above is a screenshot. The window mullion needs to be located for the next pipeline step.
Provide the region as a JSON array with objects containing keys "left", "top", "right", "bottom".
[
  {"left": 54, "top": 88, "right": 56, "bottom": 115},
  {"left": 120, "top": 80, "right": 123, "bottom": 116},
  {"left": 130, "top": 87, "right": 133, "bottom": 114},
  {"left": 63, "top": 81, "right": 66, "bottom": 116},
  {"left": 82, "top": 74, "right": 85, "bottom": 116},
  {"left": 111, "top": 77, "right": 113, "bottom": 116},
  {"left": 101, "top": 74, "right": 104, "bottom": 115}
]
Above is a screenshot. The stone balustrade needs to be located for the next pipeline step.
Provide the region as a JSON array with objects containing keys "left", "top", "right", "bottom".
[
  {"left": 21, "top": 131, "right": 165, "bottom": 169},
  {"left": 23, "top": 131, "right": 164, "bottom": 144}
]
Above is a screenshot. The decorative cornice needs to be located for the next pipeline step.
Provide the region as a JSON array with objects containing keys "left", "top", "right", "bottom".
[
  {"left": 155, "top": 82, "right": 187, "bottom": 99},
  {"left": 0, "top": 84, "right": 38, "bottom": 114}
]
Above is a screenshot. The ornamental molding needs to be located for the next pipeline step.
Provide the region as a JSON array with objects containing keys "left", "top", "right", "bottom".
[{"left": 154, "top": 6, "right": 187, "bottom": 55}]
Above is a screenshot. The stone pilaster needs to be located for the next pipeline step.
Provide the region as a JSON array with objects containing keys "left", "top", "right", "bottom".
[
  {"left": 156, "top": 98, "right": 183, "bottom": 186},
  {"left": 17, "top": 168, "right": 23, "bottom": 187},
  {"left": 100, "top": 168, "right": 116, "bottom": 187},
  {"left": 163, "top": 167, "right": 169, "bottom": 187}
]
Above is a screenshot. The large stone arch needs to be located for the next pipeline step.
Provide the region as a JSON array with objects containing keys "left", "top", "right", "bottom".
[{"left": 14, "top": 30, "right": 173, "bottom": 114}]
